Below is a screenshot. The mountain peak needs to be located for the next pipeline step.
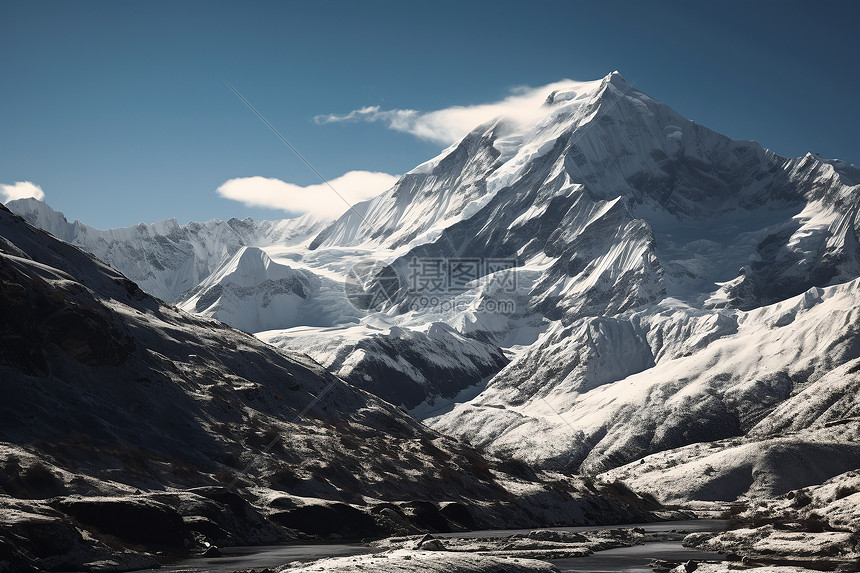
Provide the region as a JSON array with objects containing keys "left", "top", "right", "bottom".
[
  {"left": 606, "top": 70, "right": 626, "bottom": 83},
  {"left": 235, "top": 245, "right": 273, "bottom": 269},
  {"left": 229, "top": 246, "right": 276, "bottom": 280},
  {"left": 201, "top": 245, "right": 299, "bottom": 290},
  {"left": 6, "top": 196, "right": 78, "bottom": 242},
  {"left": 542, "top": 72, "right": 623, "bottom": 107}
]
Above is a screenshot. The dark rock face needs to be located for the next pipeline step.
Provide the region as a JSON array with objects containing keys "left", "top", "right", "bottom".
[
  {"left": 53, "top": 497, "right": 189, "bottom": 547},
  {"left": 270, "top": 503, "right": 383, "bottom": 539},
  {"left": 0, "top": 514, "right": 82, "bottom": 573},
  {"left": 0, "top": 498, "right": 160, "bottom": 573},
  {"left": 439, "top": 502, "right": 477, "bottom": 529},
  {"left": 151, "top": 488, "right": 283, "bottom": 546},
  {"left": 0, "top": 536, "right": 39, "bottom": 573},
  {"left": 9, "top": 513, "right": 82, "bottom": 559},
  {"left": 0, "top": 459, "right": 66, "bottom": 500},
  {"left": 0, "top": 490, "right": 292, "bottom": 571},
  {"left": 0, "top": 254, "right": 135, "bottom": 373},
  {"left": 406, "top": 501, "right": 452, "bottom": 533}
]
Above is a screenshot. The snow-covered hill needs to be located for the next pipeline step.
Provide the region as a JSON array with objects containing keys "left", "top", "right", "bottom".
[{"left": 175, "top": 246, "right": 363, "bottom": 333}]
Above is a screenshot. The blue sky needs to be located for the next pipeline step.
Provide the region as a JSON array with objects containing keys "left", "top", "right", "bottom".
[{"left": 2, "top": 0, "right": 858, "bottom": 229}]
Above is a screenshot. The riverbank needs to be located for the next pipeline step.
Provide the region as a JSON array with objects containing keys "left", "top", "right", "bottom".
[{"left": 159, "top": 520, "right": 728, "bottom": 573}]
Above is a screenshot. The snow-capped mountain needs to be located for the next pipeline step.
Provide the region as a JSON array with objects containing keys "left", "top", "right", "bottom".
[
  {"left": 176, "top": 246, "right": 364, "bottom": 333},
  {"left": 7, "top": 197, "right": 327, "bottom": 302},
  {"left": 312, "top": 72, "right": 859, "bottom": 316},
  {"left": 294, "top": 72, "right": 860, "bottom": 486},
  {"left": 9, "top": 71, "right": 860, "bottom": 502}
]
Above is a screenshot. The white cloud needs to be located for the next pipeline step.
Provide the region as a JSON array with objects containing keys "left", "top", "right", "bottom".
[
  {"left": 217, "top": 170, "right": 399, "bottom": 218},
  {"left": 0, "top": 181, "right": 45, "bottom": 203},
  {"left": 314, "top": 79, "right": 586, "bottom": 145}
]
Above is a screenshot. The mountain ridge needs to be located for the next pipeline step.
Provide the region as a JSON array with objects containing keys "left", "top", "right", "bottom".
[{"left": 7, "top": 197, "right": 327, "bottom": 302}]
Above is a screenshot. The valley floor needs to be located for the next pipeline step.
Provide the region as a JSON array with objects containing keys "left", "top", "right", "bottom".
[
  {"left": 158, "top": 512, "right": 860, "bottom": 573},
  {"left": 161, "top": 520, "right": 723, "bottom": 573}
]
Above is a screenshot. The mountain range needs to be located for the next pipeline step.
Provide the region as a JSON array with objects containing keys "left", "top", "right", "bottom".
[
  {"left": 0, "top": 200, "right": 658, "bottom": 571},
  {"left": 7, "top": 71, "right": 860, "bottom": 510}
]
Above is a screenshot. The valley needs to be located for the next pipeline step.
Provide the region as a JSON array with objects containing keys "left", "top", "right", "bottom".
[{"left": 3, "top": 71, "right": 859, "bottom": 572}]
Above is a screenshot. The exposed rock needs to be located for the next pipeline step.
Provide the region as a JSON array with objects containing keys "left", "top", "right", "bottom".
[
  {"left": 277, "top": 548, "right": 560, "bottom": 572},
  {"left": 526, "top": 529, "right": 588, "bottom": 543},
  {"left": 201, "top": 544, "right": 222, "bottom": 557},
  {"left": 683, "top": 472, "right": 860, "bottom": 571},
  {"left": 417, "top": 538, "right": 445, "bottom": 551},
  {"left": 269, "top": 503, "right": 383, "bottom": 539},
  {"left": 0, "top": 496, "right": 159, "bottom": 572},
  {"left": 439, "top": 502, "right": 477, "bottom": 529}
]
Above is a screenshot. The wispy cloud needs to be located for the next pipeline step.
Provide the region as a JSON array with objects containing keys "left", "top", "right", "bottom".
[
  {"left": 0, "top": 181, "right": 45, "bottom": 203},
  {"left": 216, "top": 170, "right": 398, "bottom": 218},
  {"left": 314, "top": 79, "right": 585, "bottom": 145}
]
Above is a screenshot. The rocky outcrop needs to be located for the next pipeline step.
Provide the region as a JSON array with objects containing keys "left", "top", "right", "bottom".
[{"left": 683, "top": 470, "right": 860, "bottom": 570}]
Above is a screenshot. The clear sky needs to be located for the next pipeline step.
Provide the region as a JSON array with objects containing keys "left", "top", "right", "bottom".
[{"left": 2, "top": 0, "right": 858, "bottom": 229}]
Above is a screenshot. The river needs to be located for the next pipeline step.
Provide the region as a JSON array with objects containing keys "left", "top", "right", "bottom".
[
  {"left": 157, "top": 541, "right": 380, "bottom": 572},
  {"left": 158, "top": 519, "right": 728, "bottom": 572}
]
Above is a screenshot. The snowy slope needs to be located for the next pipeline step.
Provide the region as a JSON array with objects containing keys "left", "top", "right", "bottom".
[
  {"left": 176, "top": 246, "right": 363, "bottom": 333},
  {"left": 598, "top": 422, "right": 860, "bottom": 503},
  {"left": 429, "top": 279, "right": 860, "bottom": 474},
  {"left": 260, "top": 319, "right": 508, "bottom": 410},
  {"left": 310, "top": 72, "right": 859, "bottom": 316}
]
